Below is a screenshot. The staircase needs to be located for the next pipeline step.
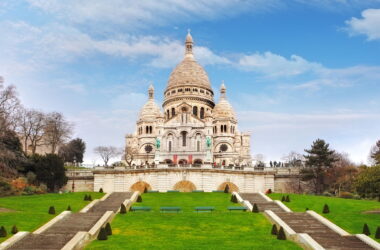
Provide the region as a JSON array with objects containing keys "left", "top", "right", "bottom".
[
  {"left": 239, "top": 193, "right": 374, "bottom": 250},
  {"left": 9, "top": 192, "right": 132, "bottom": 250}
]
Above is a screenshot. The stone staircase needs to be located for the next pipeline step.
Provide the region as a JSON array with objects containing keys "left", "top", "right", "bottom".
[
  {"left": 9, "top": 192, "right": 132, "bottom": 250},
  {"left": 239, "top": 193, "right": 374, "bottom": 250}
]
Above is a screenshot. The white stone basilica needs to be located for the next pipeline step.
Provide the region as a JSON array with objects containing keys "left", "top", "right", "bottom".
[{"left": 125, "top": 32, "right": 252, "bottom": 167}]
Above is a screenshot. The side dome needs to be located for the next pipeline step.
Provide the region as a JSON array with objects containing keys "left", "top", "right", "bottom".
[
  {"left": 165, "top": 31, "right": 212, "bottom": 91},
  {"left": 139, "top": 85, "right": 163, "bottom": 121},
  {"left": 213, "top": 83, "right": 236, "bottom": 120}
]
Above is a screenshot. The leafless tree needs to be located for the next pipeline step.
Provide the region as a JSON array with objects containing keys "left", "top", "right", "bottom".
[
  {"left": 124, "top": 146, "right": 137, "bottom": 167},
  {"left": 0, "top": 79, "right": 20, "bottom": 130},
  {"left": 17, "top": 108, "right": 46, "bottom": 154},
  {"left": 94, "top": 146, "right": 122, "bottom": 166},
  {"left": 44, "top": 112, "right": 73, "bottom": 154},
  {"left": 282, "top": 151, "right": 305, "bottom": 167}
]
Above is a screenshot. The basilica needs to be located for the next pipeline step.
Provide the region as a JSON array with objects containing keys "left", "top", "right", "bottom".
[{"left": 125, "top": 32, "right": 252, "bottom": 167}]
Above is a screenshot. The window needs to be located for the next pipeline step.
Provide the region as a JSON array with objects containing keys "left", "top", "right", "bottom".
[
  {"left": 220, "top": 125, "right": 223, "bottom": 133},
  {"left": 171, "top": 90, "right": 176, "bottom": 94},
  {"left": 149, "top": 126, "right": 153, "bottom": 134},
  {"left": 197, "top": 141, "right": 200, "bottom": 152},
  {"left": 224, "top": 125, "right": 227, "bottom": 133},
  {"left": 167, "top": 110, "right": 170, "bottom": 119},
  {"left": 181, "top": 131, "right": 187, "bottom": 146},
  {"left": 193, "top": 106, "right": 198, "bottom": 116},
  {"left": 171, "top": 108, "right": 175, "bottom": 117},
  {"left": 200, "top": 107, "right": 205, "bottom": 119},
  {"left": 220, "top": 144, "right": 228, "bottom": 152},
  {"left": 178, "top": 89, "right": 183, "bottom": 92},
  {"left": 168, "top": 141, "right": 172, "bottom": 152},
  {"left": 146, "top": 126, "right": 149, "bottom": 134},
  {"left": 200, "top": 90, "right": 204, "bottom": 93}
]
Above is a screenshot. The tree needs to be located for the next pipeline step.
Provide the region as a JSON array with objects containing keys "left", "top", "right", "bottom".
[
  {"left": 44, "top": 112, "right": 72, "bottom": 154},
  {"left": 370, "top": 140, "right": 380, "bottom": 165},
  {"left": 302, "top": 139, "right": 336, "bottom": 194},
  {"left": 124, "top": 146, "right": 137, "bottom": 168},
  {"left": 282, "top": 151, "right": 304, "bottom": 168},
  {"left": 94, "top": 146, "right": 121, "bottom": 166},
  {"left": 0, "top": 127, "right": 24, "bottom": 178},
  {"left": 33, "top": 154, "right": 68, "bottom": 192},
  {"left": 17, "top": 109, "right": 45, "bottom": 154},
  {"left": 58, "top": 138, "right": 86, "bottom": 164},
  {"left": 354, "top": 165, "right": 380, "bottom": 200},
  {"left": 0, "top": 79, "right": 20, "bottom": 130}
]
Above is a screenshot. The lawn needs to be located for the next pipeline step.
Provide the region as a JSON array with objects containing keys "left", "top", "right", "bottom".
[
  {"left": 269, "top": 193, "right": 380, "bottom": 242},
  {"left": 86, "top": 193, "right": 301, "bottom": 250},
  {"left": 0, "top": 192, "right": 104, "bottom": 242}
]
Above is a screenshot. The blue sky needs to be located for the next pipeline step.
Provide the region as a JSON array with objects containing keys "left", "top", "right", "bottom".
[{"left": 1, "top": 0, "right": 380, "bottom": 164}]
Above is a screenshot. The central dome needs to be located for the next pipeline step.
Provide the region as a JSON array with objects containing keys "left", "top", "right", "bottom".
[{"left": 165, "top": 32, "right": 212, "bottom": 92}]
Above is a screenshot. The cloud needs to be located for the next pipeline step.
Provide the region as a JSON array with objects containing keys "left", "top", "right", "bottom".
[{"left": 345, "top": 8, "right": 380, "bottom": 40}]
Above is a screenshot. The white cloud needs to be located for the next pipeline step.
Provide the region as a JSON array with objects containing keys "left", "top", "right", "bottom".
[{"left": 345, "top": 8, "right": 380, "bottom": 40}]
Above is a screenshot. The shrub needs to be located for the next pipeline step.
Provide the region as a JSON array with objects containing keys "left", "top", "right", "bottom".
[
  {"left": 252, "top": 203, "right": 259, "bottom": 213},
  {"left": 11, "top": 225, "right": 18, "bottom": 234},
  {"left": 362, "top": 223, "right": 370, "bottom": 236},
  {"left": 322, "top": 204, "right": 329, "bottom": 214},
  {"left": 84, "top": 194, "right": 88, "bottom": 201},
  {"left": 137, "top": 195, "right": 142, "bottom": 203},
  {"left": 277, "top": 227, "right": 286, "bottom": 240},
  {"left": 339, "top": 191, "right": 354, "bottom": 199},
  {"left": 67, "top": 205, "right": 71, "bottom": 211},
  {"left": 231, "top": 195, "right": 238, "bottom": 203},
  {"left": 99, "top": 188, "right": 103, "bottom": 193},
  {"left": 88, "top": 195, "right": 92, "bottom": 201},
  {"left": 105, "top": 223, "right": 112, "bottom": 236},
  {"left": 285, "top": 195, "right": 290, "bottom": 202},
  {"left": 0, "top": 226, "right": 7, "bottom": 237},
  {"left": 305, "top": 207, "right": 309, "bottom": 211},
  {"left": 375, "top": 226, "right": 380, "bottom": 239},
  {"left": 97, "top": 227, "right": 108, "bottom": 240},
  {"left": 120, "top": 204, "right": 127, "bottom": 214},
  {"left": 224, "top": 185, "right": 230, "bottom": 193},
  {"left": 48, "top": 206, "right": 56, "bottom": 214},
  {"left": 0, "top": 179, "right": 17, "bottom": 197},
  {"left": 281, "top": 196, "right": 285, "bottom": 202},
  {"left": 271, "top": 224, "right": 278, "bottom": 235}
]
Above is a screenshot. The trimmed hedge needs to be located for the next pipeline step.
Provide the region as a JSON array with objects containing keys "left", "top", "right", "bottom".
[
  {"left": 375, "top": 226, "right": 380, "bottom": 239},
  {"left": 97, "top": 227, "right": 108, "bottom": 240},
  {"left": 99, "top": 188, "right": 104, "bottom": 193},
  {"left": 362, "top": 223, "right": 370, "bottom": 236},
  {"left": 67, "top": 205, "right": 71, "bottom": 211},
  {"left": 48, "top": 206, "right": 56, "bottom": 215},
  {"left": 105, "top": 223, "right": 112, "bottom": 236},
  {"left": 120, "top": 203, "right": 127, "bottom": 214},
  {"left": 11, "top": 225, "right": 18, "bottom": 234},
  {"left": 322, "top": 204, "right": 329, "bottom": 214},
  {"left": 277, "top": 227, "right": 286, "bottom": 240},
  {"left": 0, "top": 226, "right": 7, "bottom": 237},
  {"left": 252, "top": 203, "right": 259, "bottom": 213},
  {"left": 271, "top": 224, "right": 278, "bottom": 235}
]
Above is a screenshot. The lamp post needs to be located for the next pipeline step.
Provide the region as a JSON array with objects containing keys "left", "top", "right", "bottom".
[{"left": 71, "top": 156, "right": 77, "bottom": 192}]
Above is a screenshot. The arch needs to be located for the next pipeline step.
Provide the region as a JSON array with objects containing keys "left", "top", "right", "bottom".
[
  {"left": 164, "top": 159, "right": 173, "bottom": 164},
  {"left": 217, "top": 182, "right": 239, "bottom": 193},
  {"left": 193, "top": 159, "right": 203, "bottom": 164},
  {"left": 193, "top": 106, "right": 198, "bottom": 117},
  {"left": 146, "top": 126, "right": 149, "bottom": 134},
  {"left": 220, "top": 125, "right": 223, "bottom": 133},
  {"left": 178, "top": 159, "right": 187, "bottom": 165},
  {"left": 171, "top": 108, "right": 175, "bottom": 117},
  {"left": 130, "top": 181, "right": 152, "bottom": 193},
  {"left": 200, "top": 107, "right": 205, "bottom": 119},
  {"left": 173, "top": 180, "right": 196, "bottom": 192},
  {"left": 167, "top": 110, "right": 170, "bottom": 119}
]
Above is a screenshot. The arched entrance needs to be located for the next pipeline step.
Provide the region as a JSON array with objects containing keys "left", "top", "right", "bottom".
[
  {"left": 173, "top": 180, "right": 196, "bottom": 192},
  {"left": 217, "top": 182, "right": 239, "bottom": 193},
  {"left": 130, "top": 181, "right": 152, "bottom": 193},
  {"left": 178, "top": 159, "right": 187, "bottom": 165},
  {"left": 193, "top": 159, "right": 203, "bottom": 164},
  {"left": 164, "top": 159, "right": 173, "bottom": 164}
]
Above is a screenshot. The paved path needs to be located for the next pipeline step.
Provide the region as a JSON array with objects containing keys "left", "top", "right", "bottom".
[
  {"left": 9, "top": 192, "right": 131, "bottom": 250},
  {"left": 240, "top": 193, "right": 373, "bottom": 250}
]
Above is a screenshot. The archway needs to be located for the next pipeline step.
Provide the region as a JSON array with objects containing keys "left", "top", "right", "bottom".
[
  {"left": 173, "top": 180, "right": 196, "bottom": 192},
  {"left": 217, "top": 182, "right": 239, "bottom": 193},
  {"left": 130, "top": 181, "right": 152, "bottom": 193},
  {"left": 164, "top": 159, "right": 173, "bottom": 164},
  {"left": 193, "top": 159, "right": 203, "bottom": 164},
  {"left": 178, "top": 159, "right": 187, "bottom": 165}
]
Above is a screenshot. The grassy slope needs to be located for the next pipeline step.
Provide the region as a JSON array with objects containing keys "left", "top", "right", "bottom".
[
  {"left": 0, "top": 192, "right": 103, "bottom": 242},
  {"left": 87, "top": 193, "right": 301, "bottom": 250},
  {"left": 269, "top": 193, "right": 380, "bottom": 242}
]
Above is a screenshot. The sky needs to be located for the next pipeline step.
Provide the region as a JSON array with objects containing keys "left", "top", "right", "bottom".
[{"left": 1, "top": 0, "right": 380, "bottom": 165}]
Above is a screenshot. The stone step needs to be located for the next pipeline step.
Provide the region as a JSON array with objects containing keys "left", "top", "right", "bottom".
[{"left": 9, "top": 233, "right": 75, "bottom": 250}]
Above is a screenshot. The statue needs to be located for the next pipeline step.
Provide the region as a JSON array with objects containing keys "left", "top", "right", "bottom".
[
  {"left": 155, "top": 137, "right": 161, "bottom": 150},
  {"left": 206, "top": 136, "right": 212, "bottom": 149}
]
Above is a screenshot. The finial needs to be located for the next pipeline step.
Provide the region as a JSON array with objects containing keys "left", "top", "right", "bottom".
[
  {"left": 185, "top": 29, "right": 193, "bottom": 57},
  {"left": 220, "top": 81, "right": 226, "bottom": 98},
  {"left": 148, "top": 83, "right": 154, "bottom": 99}
]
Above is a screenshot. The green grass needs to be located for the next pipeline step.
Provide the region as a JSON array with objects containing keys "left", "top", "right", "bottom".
[
  {"left": 86, "top": 193, "right": 301, "bottom": 250},
  {"left": 269, "top": 193, "right": 380, "bottom": 242},
  {"left": 0, "top": 192, "right": 104, "bottom": 242}
]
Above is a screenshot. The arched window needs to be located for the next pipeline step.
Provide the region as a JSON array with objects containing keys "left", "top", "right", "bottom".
[
  {"left": 168, "top": 141, "right": 172, "bottom": 152},
  {"left": 224, "top": 125, "right": 227, "bottom": 133},
  {"left": 167, "top": 110, "right": 170, "bottom": 119},
  {"left": 200, "top": 107, "right": 205, "bottom": 119},
  {"left": 193, "top": 106, "right": 198, "bottom": 117},
  {"left": 220, "top": 125, "right": 223, "bottom": 133},
  {"left": 171, "top": 108, "right": 175, "bottom": 117},
  {"left": 197, "top": 141, "right": 200, "bottom": 152},
  {"left": 145, "top": 126, "right": 148, "bottom": 134},
  {"left": 150, "top": 126, "right": 152, "bottom": 134},
  {"left": 181, "top": 131, "right": 187, "bottom": 147}
]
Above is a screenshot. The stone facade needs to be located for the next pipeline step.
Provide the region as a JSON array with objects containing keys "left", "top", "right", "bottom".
[{"left": 125, "top": 32, "right": 251, "bottom": 167}]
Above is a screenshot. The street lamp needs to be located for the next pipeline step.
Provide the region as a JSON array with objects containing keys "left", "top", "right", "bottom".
[{"left": 71, "top": 156, "right": 77, "bottom": 192}]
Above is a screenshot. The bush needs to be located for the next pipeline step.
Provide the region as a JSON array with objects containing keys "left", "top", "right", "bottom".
[
  {"left": 0, "top": 179, "right": 17, "bottom": 197},
  {"left": 285, "top": 195, "right": 290, "bottom": 202},
  {"left": 99, "top": 188, "right": 103, "bottom": 193},
  {"left": 277, "top": 227, "right": 286, "bottom": 240},
  {"left": 271, "top": 224, "right": 278, "bottom": 235},
  {"left": 120, "top": 204, "right": 127, "bottom": 214},
  {"left": 88, "top": 195, "right": 92, "bottom": 201},
  {"left": 105, "top": 223, "right": 112, "bottom": 236},
  {"left": 322, "top": 204, "right": 329, "bottom": 214},
  {"left": 11, "top": 225, "right": 18, "bottom": 234},
  {"left": 84, "top": 194, "right": 88, "bottom": 201},
  {"left": 137, "top": 195, "right": 142, "bottom": 203},
  {"left": 252, "top": 203, "right": 259, "bottom": 213},
  {"left": 281, "top": 196, "right": 285, "bottom": 202},
  {"left": 67, "top": 205, "right": 71, "bottom": 211},
  {"left": 48, "top": 206, "right": 56, "bottom": 214},
  {"left": 224, "top": 185, "right": 230, "bottom": 193},
  {"left": 305, "top": 207, "right": 309, "bottom": 211},
  {"left": 375, "top": 226, "right": 380, "bottom": 239},
  {"left": 0, "top": 226, "right": 7, "bottom": 237},
  {"left": 97, "top": 227, "right": 108, "bottom": 240},
  {"left": 339, "top": 191, "right": 354, "bottom": 199},
  {"left": 231, "top": 195, "right": 238, "bottom": 203},
  {"left": 362, "top": 223, "right": 370, "bottom": 236}
]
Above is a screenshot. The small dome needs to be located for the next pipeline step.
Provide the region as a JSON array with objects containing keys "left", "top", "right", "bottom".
[
  {"left": 213, "top": 82, "right": 236, "bottom": 119},
  {"left": 139, "top": 99, "right": 162, "bottom": 121}
]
